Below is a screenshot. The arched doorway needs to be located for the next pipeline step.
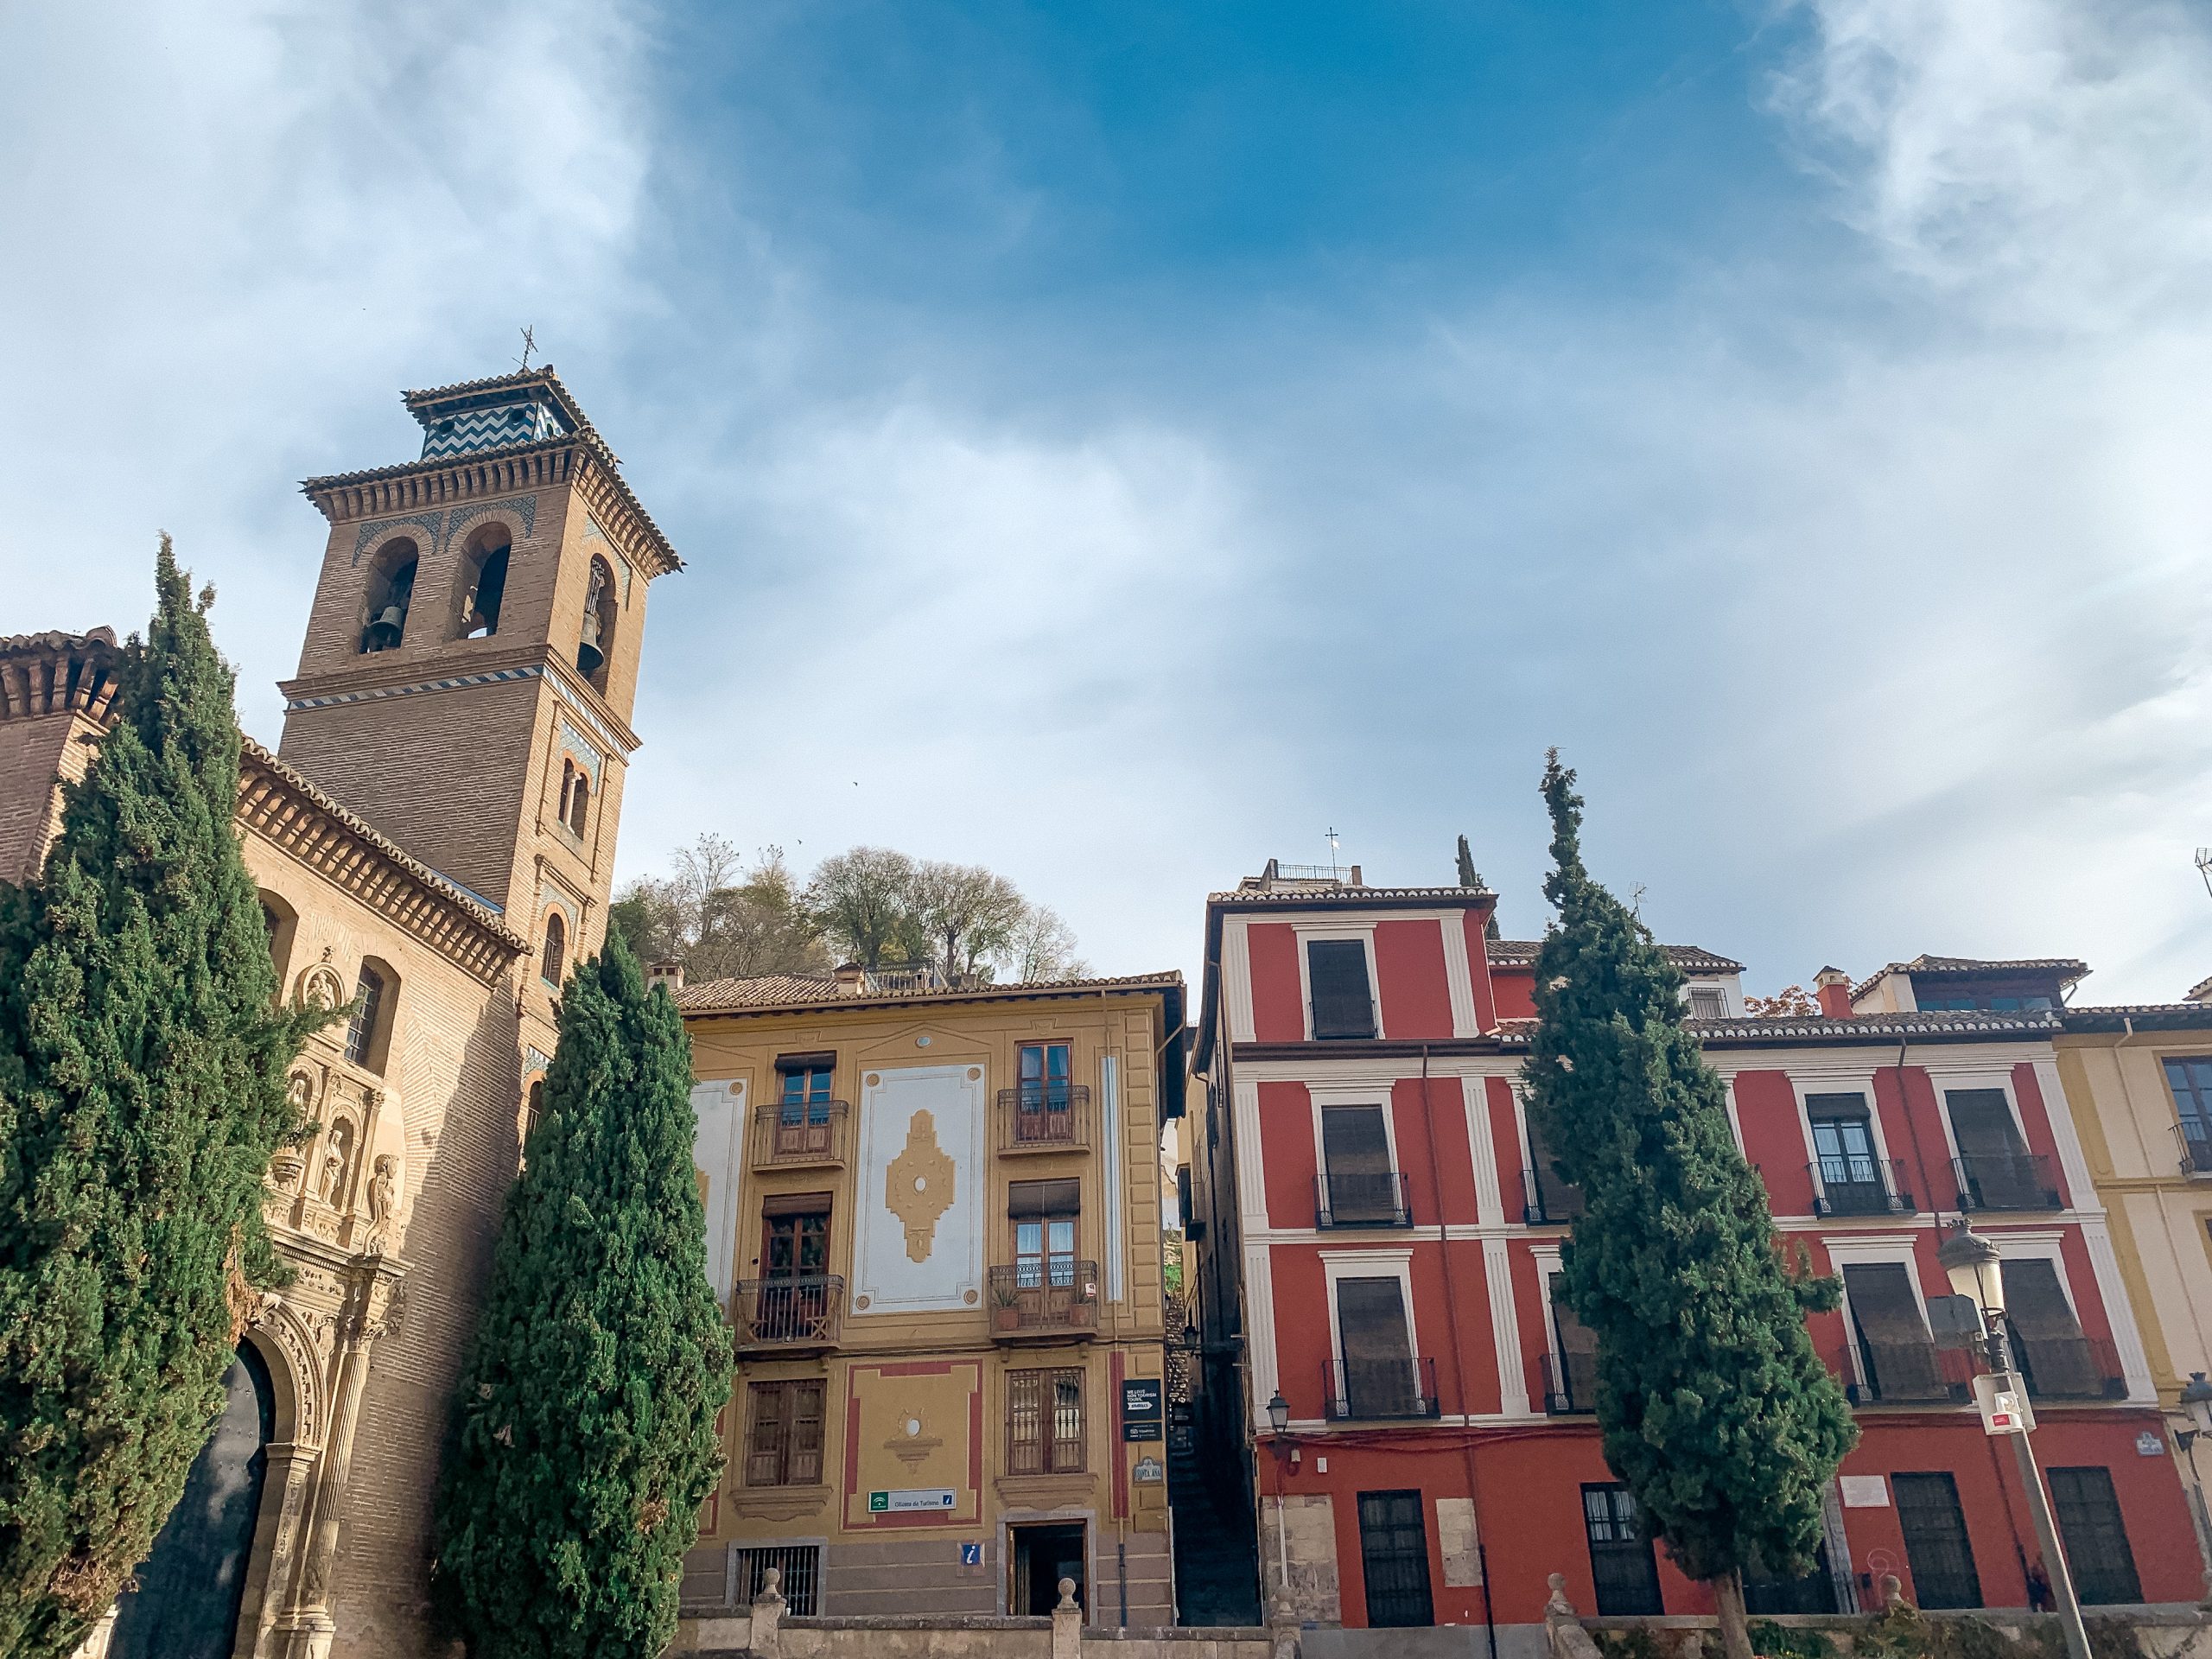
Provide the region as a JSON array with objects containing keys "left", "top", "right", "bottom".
[{"left": 110, "top": 1343, "right": 276, "bottom": 1659}]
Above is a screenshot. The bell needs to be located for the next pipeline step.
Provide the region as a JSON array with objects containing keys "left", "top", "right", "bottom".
[
  {"left": 373, "top": 605, "right": 404, "bottom": 629},
  {"left": 575, "top": 640, "right": 605, "bottom": 680}
]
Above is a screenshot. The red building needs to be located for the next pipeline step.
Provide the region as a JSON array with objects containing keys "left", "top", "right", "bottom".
[{"left": 1184, "top": 861, "right": 2197, "bottom": 1656}]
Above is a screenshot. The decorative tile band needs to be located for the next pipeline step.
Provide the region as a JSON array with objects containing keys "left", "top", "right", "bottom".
[
  {"left": 285, "top": 664, "right": 543, "bottom": 713},
  {"left": 448, "top": 493, "right": 538, "bottom": 548},
  {"left": 558, "top": 719, "right": 603, "bottom": 788},
  {"left": 352, "top": 511, "right": 448, "bottom": 565}
]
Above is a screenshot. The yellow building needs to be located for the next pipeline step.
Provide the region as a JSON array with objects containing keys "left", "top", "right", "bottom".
[
  {"left": 2056, "top": 987, "right": 2212, "bottom": 1573},
  {"left": 673, "top": 966, "right": 1187, "bottom": 1627}
]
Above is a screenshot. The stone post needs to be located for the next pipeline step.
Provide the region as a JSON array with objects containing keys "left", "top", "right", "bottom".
[
  {"left": 749, "top": 1567, "right": 785, "bottom": 1658},
  {"left": 1052, "top": 1577, "right": 1083, "bottom": 1659},
  {"left": 1268, "top": 1589, "right": 1300, "bottom": 1659}
]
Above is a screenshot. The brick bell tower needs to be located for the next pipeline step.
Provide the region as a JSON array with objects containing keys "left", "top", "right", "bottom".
[{"left": 279, "top": 368, "right": 680, "bottom": 1048}]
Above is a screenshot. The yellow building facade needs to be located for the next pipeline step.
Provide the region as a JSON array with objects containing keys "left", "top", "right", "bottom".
[
  {"left": 2056, "top": 992, "right": 2212, "bottom": 1577},
  {"left": 674, "top": 969, "right": 1187, "bottom": 1627}
]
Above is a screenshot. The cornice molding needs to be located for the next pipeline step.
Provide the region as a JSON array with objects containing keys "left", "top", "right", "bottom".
[{"left": 0, "top": 628, "right": 120, "bottom": 723}]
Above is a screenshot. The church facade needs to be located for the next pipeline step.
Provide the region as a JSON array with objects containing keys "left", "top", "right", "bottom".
[{"left": 0, "top": 368, "right": 677, "bottom": 1659}]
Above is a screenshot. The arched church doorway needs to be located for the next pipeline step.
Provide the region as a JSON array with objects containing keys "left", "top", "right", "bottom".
[{"left": 110, "top": 1342, "right": 276, "bottom": 1659}]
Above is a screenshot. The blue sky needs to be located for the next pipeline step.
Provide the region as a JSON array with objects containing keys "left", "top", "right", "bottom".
[{"left": 6, "top": 0, "right": 2212, "bottom": 998}]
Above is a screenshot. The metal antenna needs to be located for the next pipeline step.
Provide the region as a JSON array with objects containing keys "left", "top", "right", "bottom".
[
  {"left": 516, "top": 325, "right": 538, "bottom": 372},
  {"left": 1325, "top": 827, "right": 1342, "bottom": 878},
  {"left": 2196, "top": 848, "right": 2212, "bottom": 900}
]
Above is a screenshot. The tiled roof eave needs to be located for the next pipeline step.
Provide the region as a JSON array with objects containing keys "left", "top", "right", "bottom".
[{"left": 676, "top": 970, "right": 1185, "bottom": 1016}]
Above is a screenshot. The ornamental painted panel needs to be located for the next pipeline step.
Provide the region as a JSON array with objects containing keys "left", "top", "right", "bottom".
[
  {"left": 689, "top": 1077, "right": 746, "bottom": 1303},
  {"left": 854, "top": 1065, "right": 983, "bottom": 1314}
]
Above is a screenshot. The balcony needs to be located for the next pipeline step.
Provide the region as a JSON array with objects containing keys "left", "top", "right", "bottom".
[
  {"left": 733, "top": 1274, "right": 845, "bottom": 1353},
  {"left": 1952, "top": 1152, "right": 2063, "bottom": 1213},
  {"left": 1315, "top": 1172, "right": 1412, "bottom": 1229},
  {"left": 996, "top": 1084, "right": 1092, "bottom": 1154},
  {"left": 1323, "top": 1356, "right": 1441, "bottom": 1421},
  {"left": 2177, "top": 1124, "right": 2212, "bottom": 1177},
  {"left": 1522, "top": 1166, "right": 1585, "bottom": 1226},
  {"left": 1538, "top": 1350, "right": 1599, "bottom": 1415},
  {"left": 1808, "top": 1158, "right": 1916, "bottom": 1217},
  {"left": 988, "top": 1259, "right": 1100, "bottom": 1341},
  {"left": 2015, "top": 1334, "right": 2128, "bottom": 1402},
  {"left": 1834, "top": 1338, "right": 1980, "bottom": 1406},
  {"left": 751, "top": 1101, "right": 849, "bottom": 1170}
]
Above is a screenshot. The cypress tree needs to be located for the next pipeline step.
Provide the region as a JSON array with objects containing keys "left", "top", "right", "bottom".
[
  {"left": 431, "top": 930, "right": 729, "bottom": 1659},
  {"left": 1455, "top": 833, "right": 1502, "bottom": 940},
  {"left": 0, "top": 541, "right": 318, "bottom": 1659},
  {"left": 1524, "top": 753, "right": 1854, "bottom": 1659}
]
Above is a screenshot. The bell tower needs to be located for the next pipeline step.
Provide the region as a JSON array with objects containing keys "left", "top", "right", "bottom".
[{"left": 278, "top": 367, "right": 680, "bottom": 1012}]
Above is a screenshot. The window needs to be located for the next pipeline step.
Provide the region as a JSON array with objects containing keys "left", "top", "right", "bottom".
[
  {"left": 1523, "top": 1116, "right": 1584, "bottom": 1224},
  {"left": 1007, "top": 1367, "right": 1085, "bottom": 1474},
  {"left": 1356, "top": 1491, "right": 1434, "bottom": 1628},
  {"left": 1841, "top": 1262, "right": 1947, "bottom": 1402},
  {"left": 762, "top": 1198, "right": 831, "bottom": 1278},
  {"left": 458, "top": 529, "right": 511, "bottom": 638},
  {"left": 541, "top": 912, "right": 566, "bottom": 987},
  {"left": 359, "top": 540, "right": 418, "bottom": 652},
  {"left": 1947, "top": 1089, "right": 2053, "bottom": 1210},
  {"left": 577, "top": 556, "right": 616, "bottom": 690},
  {"left": 744, "top": 1380, "right": 825, "bottom": 1487},
  {"left": 1547, "top": 1272, "right": 1599, "bottom": 1413},
  {"left": 2048, "top": 1468, "right": 2141, "bottom": 1605},
  {"left": 1319, "top": 1105, "right": 1402, "bottom": 1225},
  {"left": 1014, "top": 1042, "right": 1076, "bottom": 1143},
  {"left": 1688, "top": 984, "right": 1728, "bottom": 1020},
  {"left": 1010, "top": 1179, "right": 1078, "bottom": 1288},
  {"left": 566, "top": 771, "right": 589, "bottom": 836},
  {"left": 735, "top": 1544, "right": 821, "bottom": 1616},
  {"left": 524, "top": 1080, "right": 544, "bottom": 1147},
  {"left": 259, "top": 893, "right": 298, "bottom": 988},
  {"left": 1808, "top": 1095, "right": 1890, "bottom": 1214},
  {"left": 2002, "top": 1259, "right": 2107, "bottom": 1399},
  {"left": 1583, "top": 1484, "right": 1662, "bottom": 1615},
  {"left": 343, "top": 963, "right": 387, "bottom": 1070},
  {"left": 774, "top": 1054, "right": 837, "bottom": 1152},
  {"left": 2164, "top": 1058, "right": 2212, "bottom": 1172},
  {"left": 1335, "top": 1276, "right": 1420, "bottom": 1418},
  {"left": 1307, "top": 939, "right": 1376, "bottom": 1039},
  {"left": 1892, "top": 1472, "right": 1981, "bottom": 1609}
]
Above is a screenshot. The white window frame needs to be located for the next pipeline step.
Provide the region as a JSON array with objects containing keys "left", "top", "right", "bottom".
[
  {"left": 1308, "top": 1086, "right": 1403, "bottom": 1205},
  {"left": 1789, "top": 1071, "right": 1899, "bottom": 1214},
  {"left": 1923, "top": 1065, "right": 2032, "bottom": 1169},
  {"left": 1320, "top": 1247, "right": 1421, "bottom": 1393},
  {"left": 1294, "top": 925, "right": 1384, "bottom": 1042},
  {"left": 1531, "top": 1242, "right": 1569, "bottom": 1377}
]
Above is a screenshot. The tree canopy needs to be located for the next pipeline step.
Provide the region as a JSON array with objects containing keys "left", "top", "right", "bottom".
[
  {"left": 0, "top": 542, "right": 317, "bottom": 1659},
  {"left": 1522, "top": 753, "right": 1853, "bottom": 1659}
]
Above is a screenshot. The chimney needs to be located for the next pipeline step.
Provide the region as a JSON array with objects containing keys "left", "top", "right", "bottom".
[
  {"left": 646, "top": 958, "right": 685, "bottom": 993},
  {"left": 1348, "top": 865, "right": 1363, "bottom": 887},
  {"left": 1814, "top": 967, "right": 1853, "bottom": 1020},
  {"left": 833, "top": 961, "right": 868, "bottom": 995}
]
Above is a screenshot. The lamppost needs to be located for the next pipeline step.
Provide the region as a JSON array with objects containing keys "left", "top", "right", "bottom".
[
  {"left": 1938, "top": 1222, "right": 2090, "bottom": 1659},
  {"left": 2175, "top": 1372, "right": 2212, "bottom": 1601},
  {"left": 1263, "top": 1390, "right": 1294, "bottom": 1605}
]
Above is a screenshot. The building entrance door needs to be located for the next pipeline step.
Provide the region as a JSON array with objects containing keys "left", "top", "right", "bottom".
[
  {"left": 1009, "top": 1522, "right": 1087, "bottom": 1617},
  {"left": 110, "top": 1344, "right": 275, "bottom": 1659},
  {"left": 1356, "top": 1490, "right": 1434, "bottom": 1628}
]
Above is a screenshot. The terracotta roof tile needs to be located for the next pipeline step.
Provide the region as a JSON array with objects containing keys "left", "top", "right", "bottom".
[
  {"left": 676, "top": 969, "right": 1183, "bottom": 1015},
  {"left": 1485, "top": 938, "right": 1745, "bottom": 975}
]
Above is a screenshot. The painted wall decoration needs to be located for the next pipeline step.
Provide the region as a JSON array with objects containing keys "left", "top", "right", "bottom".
[
  {"left": 843, "top": 1360, "right": 983, "bottom": 1529},
  {"left": 855, "top": 1065, "right": 983, "bottom": 1314},
  {"left": 417, "top": 400, "right": 569, "bottom": 460},
  {"left": 689, "top": 1077, "right": 747, "bottom": 1303}
]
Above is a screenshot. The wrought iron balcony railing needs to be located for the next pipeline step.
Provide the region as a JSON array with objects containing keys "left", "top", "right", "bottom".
[
  {"left": 733, "top": 1274, "right": 845, "bottom": 1351},
  {"left": 1314, "top": 1172, "right": 1412, "bottom": 1229},
  {"left": 1323, "top": 1356, "right": 1441, "bottom": 1421},
  {"left": 1834, "top": 1337, "right": 1980, "bottom": 1406},
  {"left": 2177, "top": 1123, "right": 2212, "bottom": 1177},
  {"left": 987, "top": 1259, "right": 1100, "bottom": 1339},
  {"left": 751, "top": 1100, "right": 849, "bottom": 1169},
  {"left": 1521, "top": 1166, "right": 1586, "bottom": 1226},
  {"left": 1538, "top": 1350, "right": 1599, "bottom": 1415},
  {"left": 1807, "top": 1158, "right": 1916, "bottom": 1217},
  {"left": 2013, "top": 1333, "right": 2127, "bottom": 1402},
  {"left": 996, "top": 1084, "right": 1092, "bottom": 1153},
  {"left": 1952, "top": 1152, "right": 2063, "bottom": 1213}
]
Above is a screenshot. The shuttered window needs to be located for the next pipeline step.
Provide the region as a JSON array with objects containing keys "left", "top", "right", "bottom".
[
  {"left": 1007, "top": 1368, "right": 1085, "bottom": 1475},
  {"left": 1337, "top": 1276, "right": 1417, "bottom": 1416},
  {"left": 2003, "top": 1259, "right": 2101, "bottom": 1399},
  {"left": 745, "top": 1380, "right": 824, "bottom": 1487},
  {"left": 1308, "top": 940, "right": 1376, "bottom": 1039},
  {"left": 2049, "top": 1468, "right": 2141, "bottom": 1605},
  {"left": 1947, "top": 1090, "right": 2026, "bottom": 1157},
  {"left": 1549, "top": 1271, "right": 1599, "bottom": 1411},
  {"left": 1842, "top": 1263, "right": 1945, "bottom": 1402}
]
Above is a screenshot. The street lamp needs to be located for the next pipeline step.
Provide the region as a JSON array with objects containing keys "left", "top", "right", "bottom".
[
  {"left": 1938, "top": 1222, "right": 2089, "bottom": 1659},
  {"left": 1266, "top": 1389, "right": 1290, "bottom": 1435}
]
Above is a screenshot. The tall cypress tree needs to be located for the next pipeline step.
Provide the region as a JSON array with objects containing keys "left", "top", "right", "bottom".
[
  {"left": 1524, "top": 753, "right": 1854, "bottom": 1659},
  {"left": 0, "top": 541, "right": 317, "bottom": 1659},
  {"left": 431, "top": 931, "right": 728, "bottom": 1659}
]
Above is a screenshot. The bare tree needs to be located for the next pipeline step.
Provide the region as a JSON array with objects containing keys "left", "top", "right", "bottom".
[
  {"left": 1004, "top": 904, "right": 1090, "bottom": 982},
  {"left": 911, "top": 861, "right": 1027, "bottom": 984},
  {"left": 611, "top": 836, "right": 829, "bottom": 982}
]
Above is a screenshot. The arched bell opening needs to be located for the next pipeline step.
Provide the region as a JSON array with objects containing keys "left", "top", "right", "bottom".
[
  {"left": 108, "top": 1343, "right": 276, "bottom": 1659},
  {"left": 359, "top": 539, "right": 419, "bottom": 654}
]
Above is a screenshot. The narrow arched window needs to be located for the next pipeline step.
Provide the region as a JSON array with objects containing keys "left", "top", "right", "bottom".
[
  {"left": 360, "top": 541, "right": 419, "bottom": 653},
  {"left": 542, "top": 912, "right": 567, "bottom": 987},
  {"left": 558, "top": 759, "right": 575, "bottom": 827},
  {"left": 259, "top": 892, "right": 298, "bottom": 989},
  {"left": 567, "top": 772, "right": 589, "bottom": 836},
  {"left": 458, "top": 526, "right": 512, "bottom": 639},
  {"left": 344, "top": 961, "right": 391, "bottom": 1070}
]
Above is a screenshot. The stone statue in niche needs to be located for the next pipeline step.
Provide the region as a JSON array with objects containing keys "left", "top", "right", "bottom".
[
  {"left": 299, "top": 965, "right": 344, "bottom": 1012},
  {"left": 320, "top": 1119, "right": 355, "bottom": 1205}
]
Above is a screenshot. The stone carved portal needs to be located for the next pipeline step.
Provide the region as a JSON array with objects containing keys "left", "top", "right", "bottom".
[{"left": 885, "top": 1110, "right": 955, "bottom": 1263}]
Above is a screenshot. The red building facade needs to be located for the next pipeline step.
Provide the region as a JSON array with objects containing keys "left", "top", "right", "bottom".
[{"left": 1185, "top": 865, "right": 2196, "bottom": 1656}]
